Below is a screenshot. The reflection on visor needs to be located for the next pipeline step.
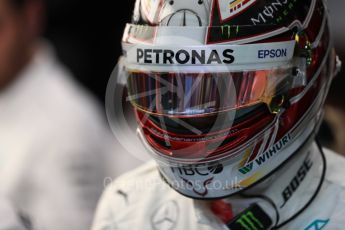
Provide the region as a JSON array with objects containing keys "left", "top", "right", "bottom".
[{"left": 127, "top": 64, "right": 305, "bottom": 117}]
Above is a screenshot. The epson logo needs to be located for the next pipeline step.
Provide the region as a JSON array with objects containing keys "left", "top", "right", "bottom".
[
  {"left": 258, "top": 48, "right": 287, "bottom": 59},
  {"left": 137, "top": 48, "right": 235, "bottom": 65}
]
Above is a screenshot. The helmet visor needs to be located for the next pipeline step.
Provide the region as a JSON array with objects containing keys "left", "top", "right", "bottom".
[{"left": 127, "top": 63, "right": 305, "bottom": 117}]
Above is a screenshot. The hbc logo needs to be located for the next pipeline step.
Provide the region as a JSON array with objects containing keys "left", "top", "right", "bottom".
[{"left": 171, "top": 162, "right": 223, "bottom": 176}]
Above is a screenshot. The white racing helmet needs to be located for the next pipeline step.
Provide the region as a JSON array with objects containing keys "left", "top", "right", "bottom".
[{"left": 114, "top": 0, "right": 341, "bottom": 199}]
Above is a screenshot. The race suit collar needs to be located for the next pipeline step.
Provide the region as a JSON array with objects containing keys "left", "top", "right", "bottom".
[{"left": 193, "top": 140, "right": 326, "bottom": 229}]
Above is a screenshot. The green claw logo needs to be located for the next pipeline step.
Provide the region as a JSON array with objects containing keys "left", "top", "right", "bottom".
[
  {"left": 221, "top": 25, "right": 240, "bottom": 39},
  {"left": 236, "top": 211, "right": 264, "bottom": 230}
]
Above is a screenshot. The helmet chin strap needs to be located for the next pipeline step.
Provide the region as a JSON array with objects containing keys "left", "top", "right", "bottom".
[{"left": 195, "top": 135, "right": 326, "bottom": 229}]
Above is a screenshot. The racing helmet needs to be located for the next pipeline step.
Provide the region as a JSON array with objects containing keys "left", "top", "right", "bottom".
[{"left": 120, "top": 0, "right": 340, "bottom": 199}]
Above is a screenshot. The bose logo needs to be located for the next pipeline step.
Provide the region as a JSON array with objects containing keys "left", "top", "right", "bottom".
[
  {"left": 280, "top": 156, "right": 313, "bottom": 208},
  {"left": 136, "top": 48, "right": 235, "bottom": 65}
]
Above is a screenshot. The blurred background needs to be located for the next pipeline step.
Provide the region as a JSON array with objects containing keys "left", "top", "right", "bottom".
[
  {"left": 0, "top": 1, "right": 342, "bottom": 229},
  {"left": 43, "top": 0, "right": 135, "bottom": 103},
  {"left": 319, "top": 0, "right": 345, "bottom": 154},
  {"left": 43, "top": 0, "right": 345, "bottom": 155}
]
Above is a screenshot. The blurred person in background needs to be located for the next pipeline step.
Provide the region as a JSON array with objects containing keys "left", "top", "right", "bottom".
[{"left": 0, "top": 0, "right": 127, "bottom": 229}]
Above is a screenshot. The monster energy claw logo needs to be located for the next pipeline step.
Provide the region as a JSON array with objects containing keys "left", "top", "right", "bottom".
[
  {"left": 221, "top": 25, "right": 240, "bottom": 39},
  {"left": 227, "top": 204, "right": 272, "bottom": 230},
  {"left": 236, "top": 211, "right": 264, "bottom": 230}
]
